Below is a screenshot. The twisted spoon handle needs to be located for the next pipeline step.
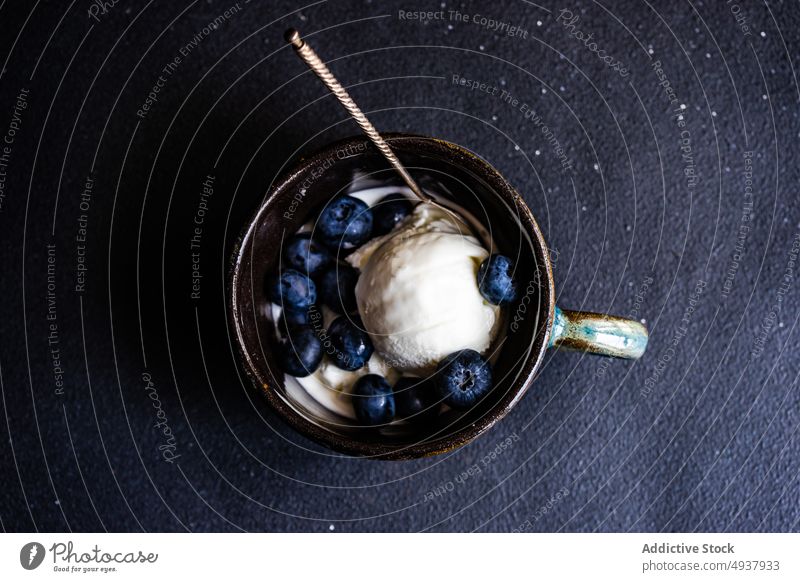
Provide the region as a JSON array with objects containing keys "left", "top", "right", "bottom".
[{"left": 285, "top": 28, "right": 428, "bottom": 202}]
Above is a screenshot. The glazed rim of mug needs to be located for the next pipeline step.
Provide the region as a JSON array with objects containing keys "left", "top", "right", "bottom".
[{"left": 229, "top": 134, "right": 556, "bottom": 459}]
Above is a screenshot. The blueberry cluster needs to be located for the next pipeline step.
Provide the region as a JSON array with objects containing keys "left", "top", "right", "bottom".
[
  {"left": 268, "top": 191, "right": 520, "bottom": 426},
  {"left": 269, "top": 193, "right": 412, "bottom": 378},
  {"left": 351, "top": 350, "right": 494, "bottom": 426}
]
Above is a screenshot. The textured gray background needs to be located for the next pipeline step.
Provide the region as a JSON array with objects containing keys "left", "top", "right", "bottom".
[{"left": 0, "top": 0, "right": 798, "bottom": 532}]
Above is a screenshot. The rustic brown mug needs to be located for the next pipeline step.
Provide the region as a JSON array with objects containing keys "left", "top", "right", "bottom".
[{"left": 229, "top": 134, "right": 647, "bottom": 459}]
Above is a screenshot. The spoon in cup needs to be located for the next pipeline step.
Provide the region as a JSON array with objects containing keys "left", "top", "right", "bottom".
[{"left": 284, "top": 28, "right": 430, "bottom": 203}]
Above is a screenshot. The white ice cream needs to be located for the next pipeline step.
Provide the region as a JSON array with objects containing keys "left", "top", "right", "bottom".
[{"left": 347, "top": 202, "right": 501, "bottom": 375}]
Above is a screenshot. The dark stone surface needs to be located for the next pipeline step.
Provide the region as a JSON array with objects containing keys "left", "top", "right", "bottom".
[{"left": 0, "top": 0, "right": 798, "bottom": 532}]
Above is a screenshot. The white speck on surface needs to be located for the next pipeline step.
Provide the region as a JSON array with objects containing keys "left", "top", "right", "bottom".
[
  {"left": 329, "top": 524, "right": 335, "bottom": 531},
  {"left": 559, "top": 85, "right": 565, "bottom": 92},
  {"left": 711, "top": 111, "right": 717, "bottom": 117},
  {"left": 762, "top": 94, "right": 768, "bottom": 100},
  {"left": 581, "top": 205, "right": 587, "bottom": 212},
  {"left": 761, "top": 31, "right": 766, "bottom": 37},
  {"left": 640, "top": 319, "right": 647, "bottom": 324},
  {"left": 626, "top": 225, "right": 632, "bottom": 231},
  {"left": 535, "top": 149, "right": 541, "bottom": 156},
  {"left": 541, "top": 88, "right": 547, "bottom": 94},
  {"left": 479, "top": 45, "right": 485, "bottom": 51},
  {"left": 705, "top": 53, "right": 711, "bottom": 58},
  {"left": 491, "top": 115, "right": 498, "bottom": 121},
  {"left": 680, "top": 103, "right": 687, "bottom": 110},
  {"left": 593, "top": 163, "right": 599, "bottom": 171},
  {"left": 447, "top": 24, "right": 453, "bottom": 30},
  {"left": 648, "top": 47, "right": 654, "bottom": 55},
  {"left": 514, "top": 145, "right": 520, "bottom": 151}
]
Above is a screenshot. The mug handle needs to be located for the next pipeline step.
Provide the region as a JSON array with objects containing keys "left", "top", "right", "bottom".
[{"left": 549, "top": 306, "right": 649, "bottom": 359}]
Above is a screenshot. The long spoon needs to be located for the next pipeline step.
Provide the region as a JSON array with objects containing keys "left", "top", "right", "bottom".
[{"left": 285, "top": 28, "right": 429, "bottom": 202}]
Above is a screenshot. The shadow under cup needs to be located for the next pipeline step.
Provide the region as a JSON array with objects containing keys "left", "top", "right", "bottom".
[{"left": 231, "top": 134, "right": 554, "bottom": 459}]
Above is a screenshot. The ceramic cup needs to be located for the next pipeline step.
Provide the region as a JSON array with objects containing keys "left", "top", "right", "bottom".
[{"left": 230, "top": 134, "right": 648, "bottom": 459}]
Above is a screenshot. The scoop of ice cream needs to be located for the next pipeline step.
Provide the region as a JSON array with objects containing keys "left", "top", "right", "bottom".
[{"left": 347, "top": 202, "right": 500, "bottom": 375}]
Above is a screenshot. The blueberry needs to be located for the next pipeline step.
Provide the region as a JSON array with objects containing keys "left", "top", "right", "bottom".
[
  {"left": 352, "top": 374, "right": 395, "bottom": 425},
  {"left": 283, "top": 233, "right": 331, "bottom": 276},
  {"left": 328, "top": 316, "right": 373, "bottom": 370},
  {"left": 318, "top": 196, "right": 373, "bottom": 250},
  {"left": 279, "top": 304, "right": 317, "bottom": 328},
  {"left": 393, "top": 376, "right": 440, "bottom": 422},
  {"left": 268, "top": 269, "right": 316, "bottom": 310},
  {"left": 318, "top": 264, "right": 359, "bottom": 314},
  {"left": 477, "top": 254, "right": 519, "bottom": 305},
  {"left": 275, "top": 325, "right": 323, "bottom": 377},
  {"left": 435, "top": 349, "right": 493, "bottom": 409},
  {"left": 372, "top": 193, "right": 413, "bottom": 235}
]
